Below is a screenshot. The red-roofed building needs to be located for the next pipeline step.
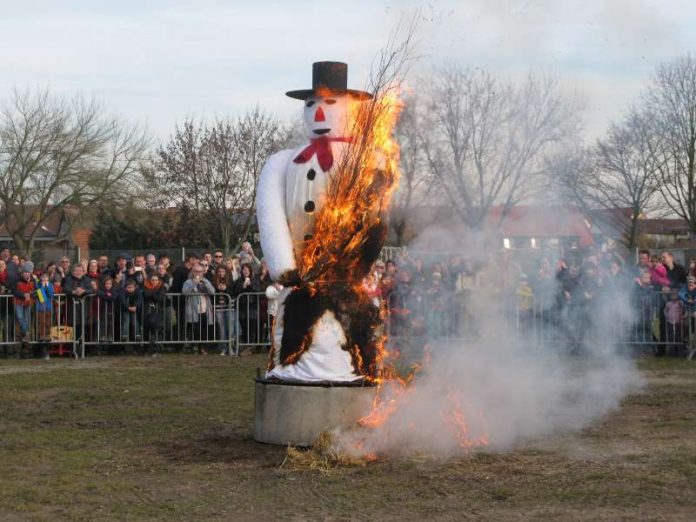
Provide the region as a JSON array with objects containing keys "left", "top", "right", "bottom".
[
  {"left": 486, "top": 205, "right": 594, "bottom": 250},
  {"left": 0, "top": 205, "right": 91, "bottom": 260}
]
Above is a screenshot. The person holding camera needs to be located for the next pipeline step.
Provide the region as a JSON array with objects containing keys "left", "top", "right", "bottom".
[
  {"left": 212, "top": 265, "right": 236, "bottom": 355},
  {"left": 111, "top": 254, "right": 130, "bottom": 289},
  {"left": 182, "top": 263, "right": 215, "bottom": 354},
  {"left": 233, "top": 263, "right": 260, "bottom": 347}
]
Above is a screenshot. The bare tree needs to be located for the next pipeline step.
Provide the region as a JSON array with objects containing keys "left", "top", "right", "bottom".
[
  {"left": 643, "top": 54, "right": 696, "bottom": 236},
  {"left": 555, "top": 112, "right": 664, "bottom": 249},
  {"left": 421, "top": 66, "right": 580, "bottom": 229},
  {"left": 0, "top": 89, "right": 148, "bottom": 257},
  {"left": 152, "top": 108, "right": 287, "bottom": 254},
  {"left": 390, "top": 94, "right": 437, "bottom": 245}
]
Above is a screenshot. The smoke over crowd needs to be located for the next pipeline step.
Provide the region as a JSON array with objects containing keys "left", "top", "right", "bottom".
[{"left": 337, "top": 223, "right": 643, "bottom": 457}]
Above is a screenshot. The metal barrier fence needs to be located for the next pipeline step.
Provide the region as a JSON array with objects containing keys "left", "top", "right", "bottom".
[
  {"left": 234, "top": 292, "right": 273, "bottom": 354},
  {"left": 79, "top": 292, "right": 236, "bottom": 358},
  {"left": 2, "top": 289, "right": 695, "bottom": 360},
  {"left": 0, "top": 294, "right": 78, "bottom": 358},
  {"left": 0, "top": 292, "right": 236, "bottom": 358},
  {"left": 386, "top": 289, "right": 696, "bottom": 359}
]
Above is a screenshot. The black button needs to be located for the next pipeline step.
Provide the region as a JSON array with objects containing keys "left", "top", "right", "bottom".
[
  {"left": 304, "top": 234, "right": 313, "bottom": 241},
  {"left": 307, "top": 169, "right": 316, "bottom": 180},
  {"left": 304, "top": 201, "right": 315, "bottom": 213}
]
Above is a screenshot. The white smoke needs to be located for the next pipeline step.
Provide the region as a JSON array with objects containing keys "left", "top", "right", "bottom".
[{"left": 337, "top": 225, "right": 643, "bottom": 456}]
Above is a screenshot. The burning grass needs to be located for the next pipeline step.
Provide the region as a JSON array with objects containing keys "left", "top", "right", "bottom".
[{"left": 281, "top": 432, "right": 371, "bottom": 471}]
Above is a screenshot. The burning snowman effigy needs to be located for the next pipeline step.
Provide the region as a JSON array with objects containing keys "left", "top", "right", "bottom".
[{"left": 257, "top": 61, "right": 401, "bottom": 382}]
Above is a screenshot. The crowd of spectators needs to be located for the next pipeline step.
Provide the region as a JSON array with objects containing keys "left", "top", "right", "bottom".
[
  {"left": 2, "top": 242, "right": 695, "bottom": 360},
  {"left": 365, "top": 248, "right": 696, "bottom": 357},
  {"left": 0, "top": 243, "right": 281, "bottom": 358}
]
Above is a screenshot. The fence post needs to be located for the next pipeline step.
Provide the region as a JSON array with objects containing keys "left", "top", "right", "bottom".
[
  {"left": 227, "top": 294, "right": 234, "bottom": 356},
  {"left": 80, "top": 298, "right": 86, "bottom": 359},
  {"left": 235, "top": 294, "right": 241, "bottom": 356}
]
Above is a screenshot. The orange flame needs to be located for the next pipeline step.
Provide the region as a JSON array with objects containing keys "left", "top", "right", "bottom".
[
  {"left": 298, "top": 89, "right": 403, "bottom": 286},
  {"left": 293, "top": 86, "right": 403, "bottom": 379},
  {"left": 353, "top": 344, "right": 490, "bottom": 455}
]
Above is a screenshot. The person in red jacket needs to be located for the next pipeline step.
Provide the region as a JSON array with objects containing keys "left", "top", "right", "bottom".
[{"left": 13, "top": 263, "right": 35, "bottom": 342}]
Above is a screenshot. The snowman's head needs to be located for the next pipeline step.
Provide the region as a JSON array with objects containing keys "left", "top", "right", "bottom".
[{"left": 303, "top": 91, "right": 352, "bottom": 139}]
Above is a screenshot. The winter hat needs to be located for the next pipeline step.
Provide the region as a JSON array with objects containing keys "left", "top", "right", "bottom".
[
  {"left": 688, "top": 276, "right": 696, "bottom": 285},
  {"left": 21, "top": 261, "right": 34, "bottom": 274},
  {"left": 432, "top": 272, "right": 442, "bottom": 279}
]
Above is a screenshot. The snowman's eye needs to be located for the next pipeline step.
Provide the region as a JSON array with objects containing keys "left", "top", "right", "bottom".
[
  {"left": 325, "top": 99, "right": 337, "bottom": 105},
  {"left": 306, "top": 100, "right": 315, "bottom": 107}
]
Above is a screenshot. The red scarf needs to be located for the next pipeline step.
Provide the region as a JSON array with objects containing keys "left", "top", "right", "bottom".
[{"left": 293, "top": 136, "right": 351, "bottom": 172}]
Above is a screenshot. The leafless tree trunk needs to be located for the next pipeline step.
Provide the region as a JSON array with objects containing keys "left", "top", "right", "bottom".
[
  {"left": 390, "top": 94, "right": 437, "bottom": 245},
  {"left": 0, "top": 89, "right": 149, "bottom": 257},
  {"left": 421, "top": 66, "right": 580, "bottom": 229},
  {"left": 644, "top": 55, "right": 696, "bottom": 237},
  {"left": 554, "top": 112, "right": 664, "bottom": 250}
]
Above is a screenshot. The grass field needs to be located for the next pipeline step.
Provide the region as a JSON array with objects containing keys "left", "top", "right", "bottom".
[{"left": 1, "top": 353, "right": 695, "bottom": 521}]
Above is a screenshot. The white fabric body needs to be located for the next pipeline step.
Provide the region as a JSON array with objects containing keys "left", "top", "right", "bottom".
[{"left": 267, "top": 287, "right": 359, "bottom": 382}]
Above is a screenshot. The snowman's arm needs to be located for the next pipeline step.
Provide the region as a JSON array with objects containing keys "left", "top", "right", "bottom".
[{"left": 257, "top": 149, "right": 297, "bottom": 281}]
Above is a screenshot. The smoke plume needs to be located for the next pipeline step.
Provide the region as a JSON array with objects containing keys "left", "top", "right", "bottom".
[{"left": 337, "top": 224, "right": 642, "bottom": 457}]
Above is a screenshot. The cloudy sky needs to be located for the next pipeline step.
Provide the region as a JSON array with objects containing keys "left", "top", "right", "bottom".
[{"left": 1, "top": 0, "right": 694, "bottom": 142}]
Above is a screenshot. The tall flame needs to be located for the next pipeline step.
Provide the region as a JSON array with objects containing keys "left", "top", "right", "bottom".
[
  {"left": 299, "top": 88, "right": 402, "bottom": 286},
  {"left": 295, "top": 86, "right": 403, "bottom": 379}
]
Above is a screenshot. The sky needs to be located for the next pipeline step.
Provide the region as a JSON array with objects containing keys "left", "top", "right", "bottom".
[{"left": 0, "top": 0, "right": 694, "bottom": 143}]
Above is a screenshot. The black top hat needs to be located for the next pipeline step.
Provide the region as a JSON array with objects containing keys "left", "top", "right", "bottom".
[{"left": 286, "top": 61, "right": 373, "bottom": 100}]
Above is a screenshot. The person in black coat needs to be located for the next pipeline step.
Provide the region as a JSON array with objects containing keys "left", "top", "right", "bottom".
[
  {"left": 118, "top": 279, "right": 142, "bottom": 343},
  {"left": 171, "top": 254, "right": 199, "bottom": 294},
  {"left": 97, "top": 277, "right": 118, "bottom": 344},
  {"left": 142, "top": 273, "right": 167, "bottom": 355},
  {"left": 233, "top": 264, "right": 260, "bottom": 344},
  {"left": 660, "top": 251, "right": 687, "bottom": 289},
  {"left": 63, "top": 265, "right": 95, "bottom": 337}
]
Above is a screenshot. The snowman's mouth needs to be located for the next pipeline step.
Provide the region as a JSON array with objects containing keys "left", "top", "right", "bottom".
[{"left": 313, "top": 128, "right": 331, "bottom": 135}]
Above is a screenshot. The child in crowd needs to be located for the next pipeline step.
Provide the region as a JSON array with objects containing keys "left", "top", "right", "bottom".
[
  {"left": 664, "top": 289, "right": 684, "bottom": 348},
  {"left": 13, "top": 264, "right": 35, "bottom": 344},
  {"left": 516, "top": 274, "right": 535, "bottom": 331},
  {"left": 649, "top": 255, "right": 671, "bottom": 288},
  {"left": 119, "top": 279, "right": 142, "bottom": 344},
  {"left": 97, "top": 277, "right": 117, "bottom": 343},
  {"left": 679, "top": 277, "right": 696, "bottom": 316},
  {"left": 679, "top": 277, "right": 696, "bottom": 351},
  {"left": 35, "top": 273, "right": 55, "bottom": 345}
]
